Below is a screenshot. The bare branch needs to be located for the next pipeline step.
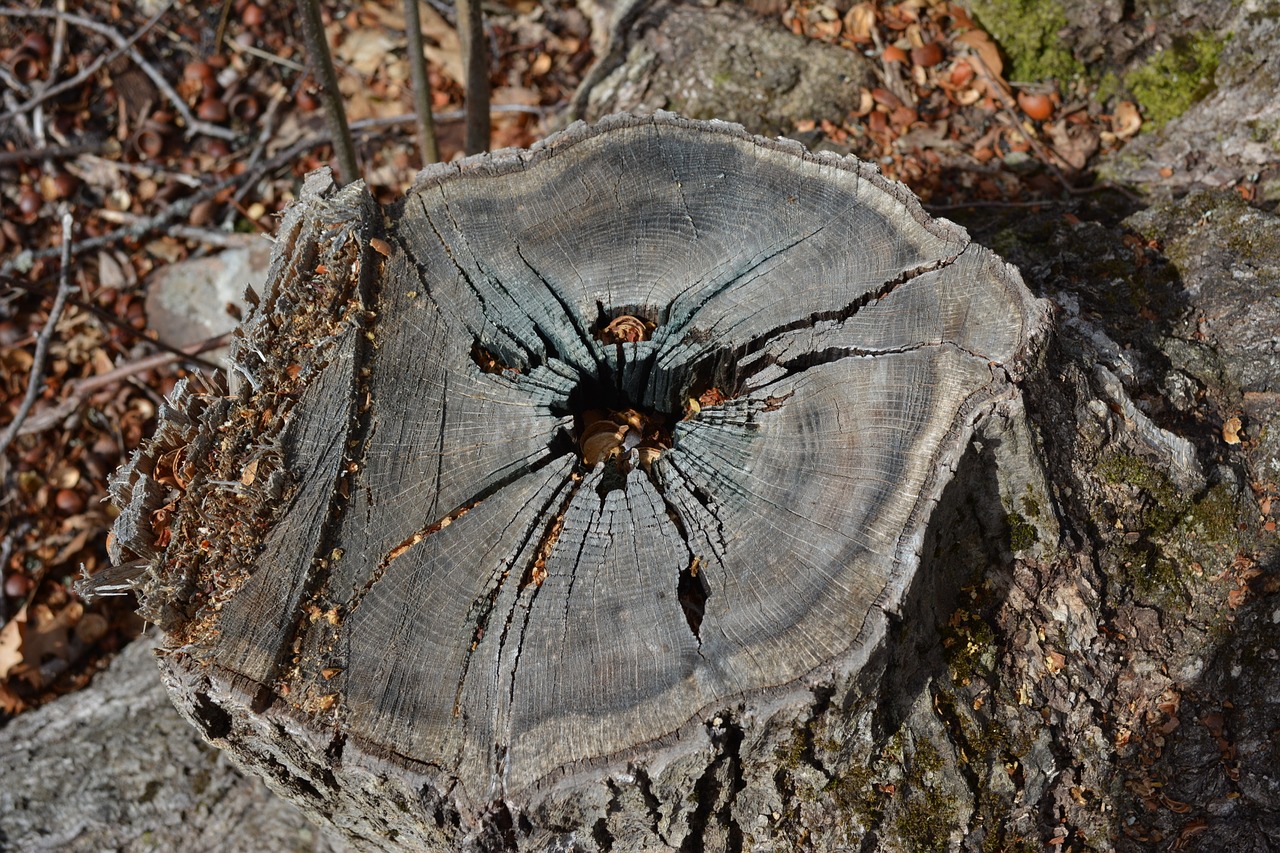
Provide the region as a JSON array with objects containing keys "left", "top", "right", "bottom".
[
  {"left": 15, "top": 333, "right": 231, "bottom": 437},
  {"left": 403, "top": 0, "right": 440, "bottom": 164},
  {"left": 0, "top": 5, "right": 238, "bottom": 141},
  {"left": 298, "top": 0, "right": 360, "bottom": 184},
  {"left": 456, "top": 0, "right": 490, "bottom": 154}
]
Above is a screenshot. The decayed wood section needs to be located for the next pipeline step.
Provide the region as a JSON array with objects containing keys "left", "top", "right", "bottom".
[{"left": 99, "top": 112, "right": 1048, "bottom": 850}]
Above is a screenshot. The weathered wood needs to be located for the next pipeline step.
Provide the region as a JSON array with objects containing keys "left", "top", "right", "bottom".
[{"left": 96, "top": 113, "right": 1048, "bottom": 849}]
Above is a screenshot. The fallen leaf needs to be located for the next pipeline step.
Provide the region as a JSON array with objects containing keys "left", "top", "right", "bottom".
[
  {"left": 0, "top": 608, "right": 25, "bottom": 680},
  {"left": 1222, "top": 416, "right": 1242, "bottom": 444},
  {"left": 843, "top": 3, "right": 876, "bottom": 42},
  {"left": 955, "top": 29, "right": 1003, "bottom": 80},
  {"left": 336, "top": 29, "right": 398, "bottom": 76},
  {"left": 1113, "top": 101, "right": 1142, "bottom": 138},
  {"left": 1046, "top": 119, "right": 1101, "bottom": 172}
]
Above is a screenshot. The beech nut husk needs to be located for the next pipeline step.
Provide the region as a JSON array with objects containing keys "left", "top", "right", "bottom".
[
  {"left": 1017, "top": 91, "right": 1054, "bottom": 121},
  {"left": 22, "top": 32, "right": 51, "bottom": 58},
  {"left": 133, "top": 127, "right": 166, "bottom": 159},
  {"left": 228, "top": 92, "right": 262, "bottom": 122},
  {"left": 9, "top": 50, "right": 42, "bottom": 82}
]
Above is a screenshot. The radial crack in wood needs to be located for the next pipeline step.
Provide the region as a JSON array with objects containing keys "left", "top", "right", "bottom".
[{"left": 96, "top": 113, "right": 1049, "bottom": 849}]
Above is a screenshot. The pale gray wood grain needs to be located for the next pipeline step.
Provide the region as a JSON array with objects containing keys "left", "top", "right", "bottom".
[{"left": 104, "top": 113, "right": 1047, "bottom": 849}]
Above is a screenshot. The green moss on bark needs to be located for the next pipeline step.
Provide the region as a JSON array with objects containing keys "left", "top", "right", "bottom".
[
  {"left": 1124, "top": 33, "right": 1224, "bottom": 128},
  {"left": 967, "top": 0, "right": 1083, "bottom": 83}
]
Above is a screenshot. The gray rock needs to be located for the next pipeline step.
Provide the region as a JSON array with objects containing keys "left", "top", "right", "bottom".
[
  {"left": 572, "top": 0, "right": 876, "bottom": 138},
  {"left": 0, "top": 633, "right": 343, "bottom": 853}
]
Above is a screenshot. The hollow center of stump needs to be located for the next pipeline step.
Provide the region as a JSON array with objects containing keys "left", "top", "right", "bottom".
[{"left": 572, "top": 314, "right": 675, "bottom": 472}]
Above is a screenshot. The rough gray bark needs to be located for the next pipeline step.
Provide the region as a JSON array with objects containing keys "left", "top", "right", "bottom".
[
  {"left": 93, "top": 113, "right": 1047, "bottom": 851},
  {"left": 1070, "top": 0, "right": 1280, "bottom": 198}
]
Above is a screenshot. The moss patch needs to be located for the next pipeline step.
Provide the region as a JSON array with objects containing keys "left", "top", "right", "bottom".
[
  {"left": 1007, "top": 511, "right": 1039, "bottom": 552},
  {"left": 827, "top": 761, "right": 888, "bottom": 830},
  {"left": 1124, "top": 33, "right": 1224, "bottom": 128},
  {"left": 1094, "top": 452, "right": 1187, "bottom": 535},
  {"left": 894, "top": 737, "right": 957, "bottom": 852},
  {"left": 968, "top": 0, "right": 1083, "bottom": 83}
]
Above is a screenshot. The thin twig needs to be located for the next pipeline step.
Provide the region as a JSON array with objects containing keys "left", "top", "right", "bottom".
[
  {"left": 213, "top": 0, "right": 233, "bottom": 54},
  {"left": 0, "top": 172, "right": 239, "bottom": 278},
  {"left": 404, "top": 0, "right": 439, "bottom": 164},
  {"left": 29, "top": 0, "right": 68, "bottom": 151},
  {"left": 298, "top": 0, "right": 360, "bottom": 184},
  {"left": 925, "top": 199, "right": 1068, "bottom": 212},
  {"left": 966, "top": 55, "right": 1143, "bottom": 205},
  {"left": 0, "top": 6, "right": 238, "bottom": 141},
  {"left": 456, "top": 0, "right": 490, "bottom": 154},
  {"left": 15, "top": 332, "right": 230, "bottom": 437},
  {"left": 348, "top": 103, "right": 554, "bottom": 131},
  {"left": 969, "top": 57, "right": 1074, "bottom": 189},
  {"left": 231, "top": 80, "right": 294, "bottom": 207},
  {"left": 4, "top": 279, "right": 226, "bottom": 370},
  {"left": 0, "top": 142, "right": 102, "bottom": 166},
  {"left": 0, "top": 62, "right": 30, "bottom": 98},
  {"left": 0, "top": 213, "right": 76, "bottom": 456},
  {"left": 72, "top": 152, "right": 205, "bottom": 188},
  {"left": 0, "top": 3, "right": 168, "bottom": 126},
  {"left": 96, "top": 209, "right": 262, "bottom": 248},
  {"left": 224, "top": 37, "right": 307, "bottom": 73}
]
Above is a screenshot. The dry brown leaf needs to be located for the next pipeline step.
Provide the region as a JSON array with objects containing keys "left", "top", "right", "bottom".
[
  {"left": 53, "top": 524, "right": 95, "bottom": 565},
  {"left": 843, "top": 2, "right": 876, "bottom": 41},
  {"left": 366, "top": 0, "right": 462, "bottom": 84},
  {"left": 337, "top": 29, "right": 398, "bottom": 76},
  {"left": 955, "top": 29, "right": 1003, "bottom": 80},
  {"left": 1222, "top": 415, "right": 1242, "bottom": 445},
  {"left": 1113, "top": 100, "right": 1142, "bottom": 139},
  {"left": 492, "top": 87, "right": 542, "bottom": 107},
  {"left": 22, "top": 601, "right": 82, "bottom": 667},
  {"left": 0, "top": 607, "right": 25, "bottom": 681},
  {"left": 1045, "top": 119, "right": 1101, "bottom": 171}
]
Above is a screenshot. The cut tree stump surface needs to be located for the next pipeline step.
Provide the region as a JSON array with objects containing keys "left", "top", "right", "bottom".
[{"left": 100, "top": 112, "right": 1047, "bottom": 849}]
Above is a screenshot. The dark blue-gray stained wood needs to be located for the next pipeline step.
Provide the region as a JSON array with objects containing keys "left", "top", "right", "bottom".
[{"left": 105, "top": 113, "right": 1046, "bottom": 828}]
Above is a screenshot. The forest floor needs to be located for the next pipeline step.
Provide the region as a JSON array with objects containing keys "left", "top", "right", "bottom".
[{"left": 0, "top": 0, "right": 1267, "bottom": 720}]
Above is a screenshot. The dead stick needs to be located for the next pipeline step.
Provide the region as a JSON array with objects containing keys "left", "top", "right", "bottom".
[
  {"left": 0, "top": 213, "right": 76, "bottom": 456},
  {"left": 0, "top": 142, "right": 101, "bottom": 165},
  {"left": 0, "top": 104, "right": 557, "bottom": 277},
  {"left": 298, "top": 0, "right": 360, "bottom": 184},
  {"left": 30, "top": 0, "right": 67, "bottom": 150},
  {"left": 404, "top": 0, "right": 440, "bottom": 164},
  {"left": 969, "top": 57, "right": 1142, "bottom": 204},
  {"left": 4, "top": 279, "right": 226, "bottom": 370},
  {"left": 213, "top": 0, "right": 233, "bottom": 54},
  {"left": 456, "top": 0, "right": 490, "bottom": 154}
]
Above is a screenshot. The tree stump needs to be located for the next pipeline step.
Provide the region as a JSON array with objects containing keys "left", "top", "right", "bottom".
[{"left": 97, "top": 113, "right": 1048, "bottom": 850}]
